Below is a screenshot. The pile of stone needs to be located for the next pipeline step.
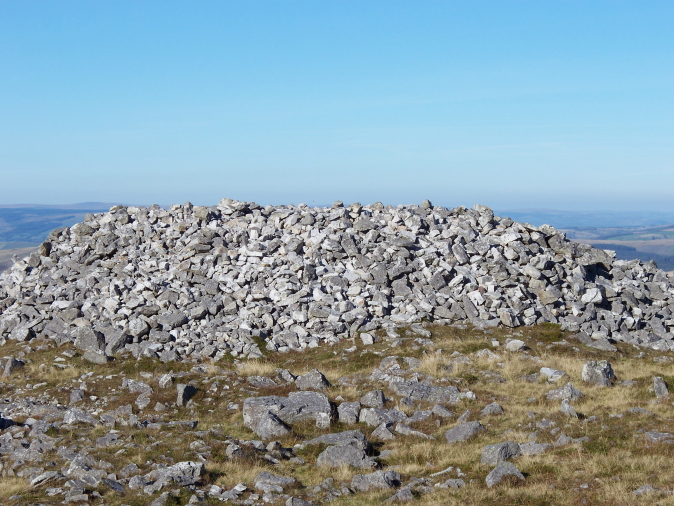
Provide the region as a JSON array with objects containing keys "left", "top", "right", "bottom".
[{"left": 1, "top": 198, "right": 673, "bottom": 360}]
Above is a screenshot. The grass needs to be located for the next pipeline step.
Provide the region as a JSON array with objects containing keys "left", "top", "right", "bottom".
[{"left": 4, "top": 323, "right": 674, "bottom": 505}]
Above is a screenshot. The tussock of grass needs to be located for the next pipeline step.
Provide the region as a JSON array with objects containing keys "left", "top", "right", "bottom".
[{"left": 0, "top": 477, "right": 31, "bottom": 502}]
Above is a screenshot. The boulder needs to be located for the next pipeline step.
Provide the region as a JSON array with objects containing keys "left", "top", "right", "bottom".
[
  {"left": 338, "top": 401, "right": 361, "bottom": 424},
  {"left": 360, "top": 390, "right": 386, "bottom": 408},
  {"left": 485, "top": 462, "right": 525, "bottom": 487},
  {"left": 351, "top": 470, "right": 401, "bottom": 492},
  {"left": 295, "top": 369, "right": 331, "bottom": 391},
  {"left": 545, "top": 382, "right": 584, "bottom": 401},
  {"left": 654, "top": 377, "right": 669, "bottom": 398},
  {"left": 581, "top": 360, "right": 615, "bottom": 387},
  {"left": 316, "top": 441, "right": 375, "bottom": 469},
  {"left": 481, "top": 441, "right": 521, "bottom": 465},
  {"left": 445, "top": 421, "right": 485, "bottom": 443}
]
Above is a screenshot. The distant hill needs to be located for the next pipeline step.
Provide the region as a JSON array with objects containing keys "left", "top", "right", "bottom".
[
  {"left": 498, "top": 209, "right": 674, "bottom": 229},
  {"left": 0, "top": 203, "right": 119, "bottom": 247}
]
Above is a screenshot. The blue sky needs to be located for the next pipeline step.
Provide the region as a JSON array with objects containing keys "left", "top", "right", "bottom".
[{"left": 1, "top": 1, "right": 672, "bottom": 210}]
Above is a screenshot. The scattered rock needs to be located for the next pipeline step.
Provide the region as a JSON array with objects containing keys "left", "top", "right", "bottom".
[
  {"left": 654, "top": 377, "right": 669, "bottom": 398},
  {"left": 445, "top": 421, "right": 485, "bottom": 443},
  {"left": 338, "top": 401, "right": 361, "bottom": 424},
  {"left": 316, "top": 441, "right": 375, "bottom": 469},
  {"left": 177, "top": 384, "right": 197, "bottom": 406},
  {"left": 295, "top": 369, "right": 331, "bottom": 391},
  {"left": 485, "top": 461, "right": 525, "bottom": 488},
  {"left": 351, "top": 470, "right": 401, "bottom": 491},
  {"left": 505, "top": 339, "right": 526, "bottom": 352},
  {"left": 582, "top": 360, "right": 616, "bottom": 387},
  {"left": 360, "top": 390, "right": 386, "bottom": 408},
  {"left": 545, "top": 382, "right": 584, "bottom": 401},
  {"left": 479, "top": 402, "right": 504, "bottom": 417},
  {"left": 540, "top": 367, "right": 567, "bottom": 382},
  {"left": 481, "top": 441, "right": 521, "bottom": 465}
]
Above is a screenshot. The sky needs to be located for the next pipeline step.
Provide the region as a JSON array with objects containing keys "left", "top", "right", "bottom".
[{"left": 0, "top": 1, "right": 672, "bottom": 211}]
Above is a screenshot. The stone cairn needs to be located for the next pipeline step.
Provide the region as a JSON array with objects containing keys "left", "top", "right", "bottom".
[{"left": 1, "top": 198, "right": 673, "bottom": 362}]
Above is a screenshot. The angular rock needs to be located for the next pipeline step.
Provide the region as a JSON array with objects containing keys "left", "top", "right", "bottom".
[
  {"left": 654, "top": 377, "right": 669, "bottom": 398},
  {"left": 481, "top": 441, "right": 521, "bottom": 466},
  {"left": 351, "top": 470, "right": 401, "bottom": 492},
  {"left": 545, "top": 382, "right": 584, "bottom": 401},
  {"left": 295, "top": 369, "right": 331, "bottom": 391},
  {"left": 479, "top": 402, "right": 504, "bottom": 417},
  {"left": 540, "top": 367, "right": 567, "bottom": 382},
  {"left": 581, "top": 360, "right": 616, "bottom": 387},
  {"left": 444, "top": 421, "right": 485, "bottom": 443},
  {"left": 519, "top": 442, "right": 552, "bottom": 456},
  {"left": 360, "top": 390, "right": 386, "bottom": 408},
  {"left": 338, "top": 401, "right": 361, "bottom": 424},
  {"left": 177, "top": 384, "right": 197, "bottom": 406},
  {"left": 485, "top": 462, "right": 525, "bottom": 487},
  {"left": 316, "top": 441, "right": 375, "bottom": 469}
]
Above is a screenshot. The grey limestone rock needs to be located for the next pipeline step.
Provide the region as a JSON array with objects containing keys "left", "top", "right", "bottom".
[
  {"left": 0, "top": 198, "right": 673, "bottom": 366},
  {"left": 485, "top": 461, "right": 525, "bottom": 487},
  {"left": 287, "top": 498, "right": 316, "bottom": 506},
  {"left": 389, "top": 381, "right": 461, "bottom": 404},
  {"left": 295, "top": 369, "right": 331, "bottom": 391},
  {"left": 372, "top": 422, "right": 396, "bottom": 440},
  {"left": 436, "top": 478, "right": 465, "bottom": 489},
  {"left": 432, "top": 404, "right": 455, "bottom": 418},
  {"left": 176, "top": 384, "right": 197, "bottom": 406},
  {"left": 73, "top": 326, "right": 105, "bottom": 354},
  {"left": 2, "top": 357, "right": 25, "bottom": 377},
  {"left": 444, "top": 421, "right": 485, "bottom": 443},
  {"left": 243, "top": 391, "right": 333, "bottom": 437},
  {"left": 581, "top": 360, "right": 616, "bottom": 387},
  {"left": 479, "top": 402, "right": 504, "bottom": 417},
  {"left": 360, "top": 390, "right": 386, "bottom": 408},
  {"left": 395, "top": 423, "right": 433, "bottom": 439},
  {"left": 560, "top": 399, "right": 578, "bottom": 418},
  {"left": 316, "top": 441, "right": 375, "bottom": 469},
  {"left": 351, "top": 470, "right": 401, "bottom": 492},
  {"left": 540, "top": 367, "right": 567, "bottom": 382},
  {"left": 654, "top": 376, "right": 669, "bottom": 398},
  {"left": 545, "top": 382, "right": 584, "bottom": 401},
  {"left": 254, "top": 471, "right": 297, "bottom": 493},
  {"left": 301, "top": 430, "right": 369, "bottom": 451},
  {"left": 359, "top": 407, "right": 408, "bottom": 427},
  {"left": 338, "top": 401, "right": 361, "bottom": 424},
  {"left": 505, "top": 339, "right": 526, "bottom": 352},
  {"left": 248, "top": 411, "right": 291, "bottom": 440},
  {"left": 63, "top": 408, "right": 99, "bottom": 426},
  {"left": 146, "top": 460, "right": 204, "bottom": 487},
  {"left": 633, "top": 484, "right": 658, "bottom": 495},
  {"left": 481, "top": 441, "right": 521, "bottom": 466},
  {"left": 520, "top": 442, "right": 552, "bottom": 456}
]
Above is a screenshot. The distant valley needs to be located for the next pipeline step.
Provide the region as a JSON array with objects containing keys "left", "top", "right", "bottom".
[{"left": 0, "top": 203, "right": 117, "bottom": 271}]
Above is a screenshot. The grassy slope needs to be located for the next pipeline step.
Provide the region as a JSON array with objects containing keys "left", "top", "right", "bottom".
[{"left": 2, "top": 324, "right": 674, "bottom": 505}]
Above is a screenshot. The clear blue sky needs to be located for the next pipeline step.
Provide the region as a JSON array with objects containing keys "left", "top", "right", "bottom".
[{"left": 1, "top": 1, "right": 672, "bottom": 210}]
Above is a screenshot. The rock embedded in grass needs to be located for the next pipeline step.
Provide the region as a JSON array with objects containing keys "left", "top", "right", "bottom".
[
  {"left": 545, "top": 382, "right": 585, "bottom": 401},
  {"left": 295, "top": 369, "right": 331, "bottom": 391},
  {"left": 654, "top": 376, "right": 669, "bottom": 398},
  {"left": 316, "top": 441, "right": 376, "bottom": 469},
  {"left": 481, "top": 441, "right": 522, "bottom": 466},
  {"left": 351, "top": 470, "right": 401, "bottom": 492},
  {"left": 581, "top": 360, "right": 616, "bottom": 387},
  {"left": 485, "top": 461, "right": 525, "bottom": 488},
  {"left": 444, "top": 421, "right": 485, "bottom": 443}
]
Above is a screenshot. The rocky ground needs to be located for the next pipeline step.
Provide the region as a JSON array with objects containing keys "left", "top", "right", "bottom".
[
  {"left": 3, "top": 199, "right": 674, "bottom": 505},
  {"left": 2, "top": 323, "right": 674, "bottom": 505}
]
